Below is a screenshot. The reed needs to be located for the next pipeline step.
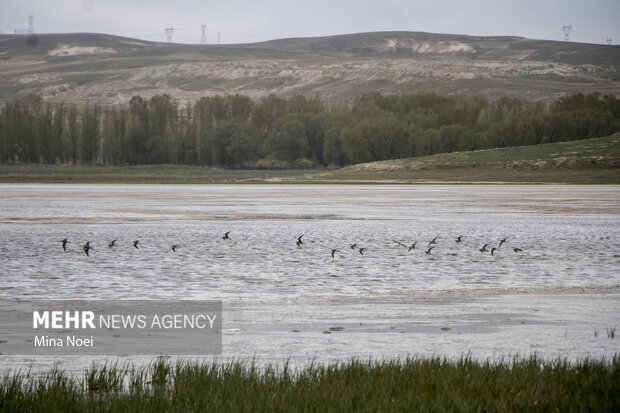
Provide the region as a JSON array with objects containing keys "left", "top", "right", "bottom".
[{"left": 1, "top": 355, "right": 618, "bottom": 412}]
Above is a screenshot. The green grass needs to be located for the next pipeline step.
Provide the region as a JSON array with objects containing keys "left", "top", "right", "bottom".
[
  {"left": 300, "top": 134, "right": 620, "bottom": 184},
  {"left": 0, "top": 164, "right": 316, "bottom": 184},
  {"left": 1, "top": 356, "right": 618, "bottom": 412}
]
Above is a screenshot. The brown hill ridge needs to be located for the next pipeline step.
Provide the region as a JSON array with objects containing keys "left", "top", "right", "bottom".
[{"left": 1, "top": 31, "right": 618, "bottom": 104}]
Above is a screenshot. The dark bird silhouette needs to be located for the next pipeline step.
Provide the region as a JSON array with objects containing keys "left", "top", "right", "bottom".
[
  {"left": 133, "top": 240, "right": 140, "bottom": 249},
  {"left": 408, "top": 242, "right": 418, "bottom": 251},
  {"left": 479, "top": 243, "right": 489, "bottom": 253},
  {"left": 392, "top": 240, "right": 407, "bottom": 248},
  {"left": 331, "top": 249, "right": 340, "bottom": 259},
  {"left": 223, "top": 231, "right": 230, "bottom": 240},
  {"left": 82, "top": 242, "right": 92, "bottom": 256},
  {"left": 491, "top": 247, "right": 497, "bottom": 256},
  {"left": 456, "top": 236, "right": 464, "bottom": 243},
  {"left": 513, "top": 248, "right": 523, "bottom": 253},
  {"left": 498, "top": 238, "right": 508, "bottom": 249},
  {"left": 358, "top": 248, "right": 366, "bottom": 255},
  {"left": 60, "top": 239, "right": 70, "bottom": 252},
  {"left": 108, "top": 239, "right": 116, "bottom": 248},
  {"left": 171, "top": 245, "right": 178, "bottom": 252},
  {"left": 296, "top": 235, "right": 303, "bottom": 247},
  {"left": 426, "top": 246, "right": 434, "bottom": 254},
  {"left": 350, "top": 243, "right": 357, "bottom": 250},
  {"left": 428, "top": 236, "right": 438, "bottom": 246}
]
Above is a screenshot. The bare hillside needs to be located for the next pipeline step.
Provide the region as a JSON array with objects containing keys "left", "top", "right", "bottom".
[{"left": 1, "top": 31, "right": 618, "bottom": 104}]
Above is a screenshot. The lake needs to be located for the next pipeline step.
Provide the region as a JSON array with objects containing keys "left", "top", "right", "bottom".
[{"left": 1, "top": 184, "right": 619, "bottom": 371}]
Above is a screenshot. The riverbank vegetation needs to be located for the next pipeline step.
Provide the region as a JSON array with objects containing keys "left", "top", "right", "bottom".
[
  {"left": 1, "top": 133, "right": 617, "bottom": 184},
  {"left": 1, "top": 356, "right": 618, "bottom": 412},
  {"left": 299, "top": 133, "right": 620, "bottom": 184},
  {"left": 1, "top": 92, "right": 618, "bottom": 169},
  {"left": 0, "top": 164, "right": 314, "bottom": 184}
]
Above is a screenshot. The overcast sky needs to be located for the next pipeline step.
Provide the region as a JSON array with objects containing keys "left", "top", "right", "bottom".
[{"left": 1, "top": 0, "right": 618, "bottom": 45}]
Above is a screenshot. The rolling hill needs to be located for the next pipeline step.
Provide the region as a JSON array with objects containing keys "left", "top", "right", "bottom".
[
  {"left": 294, "top": 133, "right": 620, "bottom": 184},
  {"left": 1, "top": 31, "right": 619, "bottom": 104}
]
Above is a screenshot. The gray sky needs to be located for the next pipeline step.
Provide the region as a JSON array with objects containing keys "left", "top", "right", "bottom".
[{"left": 1, "top": 0, "right": 618, "bottom": 45}]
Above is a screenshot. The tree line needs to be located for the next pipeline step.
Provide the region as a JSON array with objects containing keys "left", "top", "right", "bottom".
[{"left": 1, "top": 92, "right": 618, "bottom": 167}]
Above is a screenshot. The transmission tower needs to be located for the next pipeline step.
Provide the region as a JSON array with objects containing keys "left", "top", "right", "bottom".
[
  {"left": 165, "top": 26, "right": 174, "bottom": 43},
  {"left": 28, "top": 15, "right": 34, "bottom": 34},
  {"left": 201, "top": 24, "right": 207, "bottom": 44},
  {"left": 606, "top": 37, "right": 612, "bottom": 45},
  {"left": 561, "top": 24, "right": 572, "bottom": 42}
]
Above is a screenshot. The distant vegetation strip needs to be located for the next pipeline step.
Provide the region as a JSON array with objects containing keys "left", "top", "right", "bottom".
[
  {"left": 300, "top": 134, "right": 620, "bottom": 184},
  {"left": 1, "top": 356, "right": 618, "bottom": 412},
  {"left": 0, "top": 165, "right": 313, "bottom": 184},
  {"left": 0, "top": 92, "right": 618, "bottom": 170},
  {"left": 1, "top": 134, "right": 617, "bottom": 184}
]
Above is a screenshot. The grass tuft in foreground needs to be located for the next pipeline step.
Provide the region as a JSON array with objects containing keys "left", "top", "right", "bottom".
[{"left": 1, "top": 356, "right": 618, "bottom": 412}]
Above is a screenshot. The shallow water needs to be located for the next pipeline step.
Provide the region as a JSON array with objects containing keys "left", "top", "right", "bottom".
[{"left": 1, "top": 184, "right": 619, "bottom": 371}]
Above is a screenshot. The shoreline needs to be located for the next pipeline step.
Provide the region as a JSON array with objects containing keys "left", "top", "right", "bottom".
[{"left": 0, "top": 165, "right": 617, "bottom": 185}]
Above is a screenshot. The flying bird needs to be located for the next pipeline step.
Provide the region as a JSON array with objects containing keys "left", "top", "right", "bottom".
[
  {"left": 513, "top": 248, "right": 523, "bottom": 253},
  {"left": 426, "top": 246, "right": 434, "bottom": 254},
  {"left": 171, "top": 245, "right": 178, "bottom": 252},
  {"left": 331, "top": 249, "right": 340, "bottom": 259},
  {"left": 60, "top": 239, "right": 70, "bottom": 252},
  {"left": 408, "top": 242, "right": 418, "bottom": 251},
  {"left": 392, "top": 240, "right": 407, "bottom": 248},
  {"left": 428, "top": 236, "right": 438, "bottom": 246},
  {"left": 350, "top": 243, "right": 357, "bottom": 250},
  {"left": 491, "top": 247, "right": 497, "bottom": 256},
  {"left": 479, "top": 244, "right": 489, "bottom": 253},
  {"left": 133, "top": 240, "right": 140, "bottom": 249},
  {"left": 498, "top": 238, "right": 508, "bottom": 249},
  {"left": 296, "top": 235, "right": 303, "bottom": 247},
  {"left": 222, "top": 231, "right": 230, "bottom": 240},
  {"left": 358, "top": 248, "right": 366, "bottom": 255},
  {"left": 82, "top": 242, "right": 92, "bottom": 256},
  {"left": 456, "top": 236, "right": 464, "bottom": 243},
  {"left": 108, "top": 239, "right": 116, "bottom": 248}
]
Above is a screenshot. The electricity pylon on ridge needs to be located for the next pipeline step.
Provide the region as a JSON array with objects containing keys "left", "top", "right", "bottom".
[
  {"left": 201, "top": 24, "right": 207, "bottom": 44},
  {"left": 165, "top": 26, "right": 174, "bottom": 43},
  {"left": 561, "top": 24, "right": 572, "bottom": 42}
]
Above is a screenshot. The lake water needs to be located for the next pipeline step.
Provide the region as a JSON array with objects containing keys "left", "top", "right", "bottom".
[{"left": 1, "top": 184, "right": 619, "bottom": 371}]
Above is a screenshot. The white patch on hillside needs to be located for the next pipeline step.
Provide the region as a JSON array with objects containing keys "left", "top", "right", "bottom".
[
  {"left": 48, "top": 45, "right": 117, "bottom": 56},
  {"left": 377, "top": 39, "right": 475, "bottom": 54},
  {"left": 410, "top": 40, "right": 475, "bottom": 54}
]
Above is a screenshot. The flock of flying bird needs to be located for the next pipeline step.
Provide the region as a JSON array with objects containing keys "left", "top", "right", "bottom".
[
  {"left": 331, "top": 235, "right": 522, "bottom": 259},
  {"left": 60, "top": 232, "right": 523, "bottom": 258}
]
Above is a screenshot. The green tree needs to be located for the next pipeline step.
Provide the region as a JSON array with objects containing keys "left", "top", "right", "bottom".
[
  {"left": 341, "top": 114, "right": 407, "bottom": 163},
  {"left": 125, "top": 96, "right": 149, "bottom": 164},
  {"left": 268, "top": 117, "right": 309, "bottom": 163},
  {"left": 67, "top": 105, "right": 80, "bottom": 164},
  {"left": 51, "top": 104, "right": 66, "bottom": 163},
  {"left": 323, "top": 107, "right": 353, "bottom": 167},
  {"left": 80, "top": 103, "right": 100, "bottom": 165}
]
